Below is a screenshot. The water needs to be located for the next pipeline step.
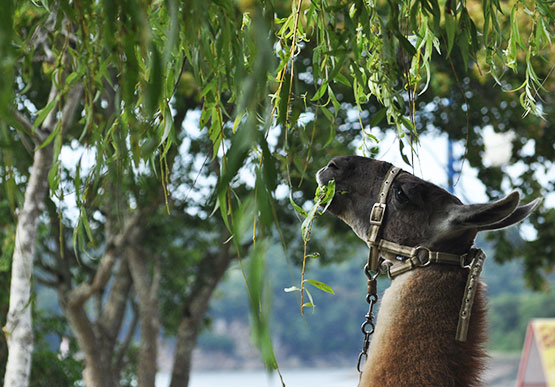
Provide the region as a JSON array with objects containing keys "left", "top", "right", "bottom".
[
  {"left": 156, "top": 355, "right": 520, "bottom": 387},
  {"left": 190, "top": 368, "right": 359, "bottom": 387},
  {"left": 156, "top": 354, "right": 519, "bottom": 387},
  {"left": 157, "top": 368, "right": 359, "bottom": 387}
]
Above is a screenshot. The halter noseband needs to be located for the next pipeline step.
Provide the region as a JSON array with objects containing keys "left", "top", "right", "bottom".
[{"left": 365, "top": 165, "right": 486, "bottom": 342}]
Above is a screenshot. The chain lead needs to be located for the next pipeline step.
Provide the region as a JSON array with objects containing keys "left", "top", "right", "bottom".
[{"left": 356, "top": 264, "right": 379, "bottom": 374}]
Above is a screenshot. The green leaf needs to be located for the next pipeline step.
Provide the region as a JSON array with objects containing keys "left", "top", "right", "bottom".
[
  {"left": 232, "top": 111, "right": 244, "bottom": 133},
  {"left": 33, "top": 95, "right": 59, "bottom": 130},
  {"left": 396, "top": 32, "right": 416, "bottom": 56},
  {"left": 334, "top": 72, "right": 351, "bottom": 87},
  {"left": 260, "top": 137, "right": 277, "bottom": 191},
  {"left": 399, "top": 140, "right": 411, "bottom": 166},
  {"left": 146, "top": 44, "right": 163, "bottom": 117},
  {"left": 289, "top": 193, "right": 307, "bottom": 217},
  {"left": 80, "top": 210, "right": 95, "bottom": 246},
  {"left": 159, "top": 107, "right": 174, "bottom": 146},
  {"left": 318, "top": 180, "right": 335, "bottom": 214},
  {"left": 323, "top": 120, "right": 336, "bottom": 148},
  {"left": 510, "top": 5, "right": 525, "bottom": 49},
  {"left": 301, "top": 204, "right": 318, "bottom": 242},
  {"left": 370, "top": 108, "right": 386, "bottom": 127},
  {"left": 277, "top": 73, "right": 291, "bottom": 126},
  {"left": 38, "top": 123, "right": 60, "bottom": 149},
  {"left": 445, "top": 13, "right": 456, "bottom": 56},
  {"left": 305, "top": 279, "right": 335, "bottom": 295},
  {"left": 320, "top": 106, "right": 334, "bottom": 122},
  {"left": 311, "top": 82, "right": 328, "bottom": 101},
  {"left": 247, "top": 241, "right": 277, "bottom": 368},
  {"left": 255, "top": 170, "right": 273, "bottom": 228},
  {"left": 458, "top": 32, "right": 469, "bottom": 70}
]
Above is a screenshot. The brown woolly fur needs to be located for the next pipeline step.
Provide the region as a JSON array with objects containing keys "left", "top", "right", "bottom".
[
  {"left": 361, "top": 266, "right": 488, "bottom": 387},
  {"left": 316, "top": 156, "right": 541, "bottom": 386}
]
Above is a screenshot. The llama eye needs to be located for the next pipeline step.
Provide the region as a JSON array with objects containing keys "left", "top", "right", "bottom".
[{"left": 395, "top": 187, "right": 409, "bottom": 204}]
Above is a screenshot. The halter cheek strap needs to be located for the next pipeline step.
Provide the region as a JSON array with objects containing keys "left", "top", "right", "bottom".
[
  {"left": 364, "top": 164, "right": 486, "bottom": 342},
  {"left": 367, "top": 166, "right": 401, "bottom": 274}
]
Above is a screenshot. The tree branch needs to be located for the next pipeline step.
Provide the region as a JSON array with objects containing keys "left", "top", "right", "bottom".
[
  {"left": 67, "top": 209, "right": 146, "bottom": 309},
  {"left": 60, "top": 84, "right": 84, "bottom": 132},
  {"left": 10, "top": 110, "right": 34, "bottom": 154},
  {"left": 114, "top": 300, "right": 139, "bottom": 374},
  {"left": 35, "top": 274, "right": 59, "bottom": 288},
  {"left": 99, "top": 259, "right": 132, "bottom": 342}
]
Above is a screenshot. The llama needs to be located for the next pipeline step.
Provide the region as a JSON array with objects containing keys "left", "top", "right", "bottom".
[{"left": 316, "top": 156, "right": 541, "bottom": 387}]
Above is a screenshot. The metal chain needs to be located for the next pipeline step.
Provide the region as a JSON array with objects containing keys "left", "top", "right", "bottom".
[{"left": 356, "top": 263, "right": 379, "bottom": 374}]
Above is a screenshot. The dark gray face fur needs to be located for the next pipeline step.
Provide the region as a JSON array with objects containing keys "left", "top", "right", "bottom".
[{"left": 317, "top": 156, "right": 541, "bottom": 254}]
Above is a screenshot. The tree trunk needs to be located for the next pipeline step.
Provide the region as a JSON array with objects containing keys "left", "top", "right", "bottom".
[
  {"left": 169, "top": 240, "right": 232, "bottom": 387},
  {"left": 3, "top": 140, "right": 53, "bottom": 387},
  {"left": 127, "top": 228, "right": 161, "bottom": 387},
  {"left": 1, "top": 81, "right": 79, "bottom": 387},
  {"left": 169, "top": 316, "right": 200, "bottom": 387},
  {"left": 62, "top": 210, "right": 143, "bottom": 386}
]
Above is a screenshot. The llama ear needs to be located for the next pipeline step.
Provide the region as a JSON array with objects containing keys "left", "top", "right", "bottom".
[
  {"left": 449, "top": 191, "right": 521, "bottom": 230},
  {"left": 476, "top": 196, "right": 542, "bottom": 231}
]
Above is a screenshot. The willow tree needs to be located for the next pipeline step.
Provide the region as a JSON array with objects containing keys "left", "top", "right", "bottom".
[{"left": 1, "top": 0, "right": 553, "bottom": 386}]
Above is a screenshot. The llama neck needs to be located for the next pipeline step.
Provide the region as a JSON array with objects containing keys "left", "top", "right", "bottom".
[{"left": 360, "top": 266, "right": 487, "bottom": 387}]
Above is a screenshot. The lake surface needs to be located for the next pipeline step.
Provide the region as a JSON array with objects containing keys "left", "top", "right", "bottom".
[
  {"left": 156, "top": 368, "right": 359, "bottom": 387},
  {"left": 156, "top": 355, "right": 521, "bottom": 387},
  {"left": 190, "top": 368, "right": 359, "bottom": 387}
]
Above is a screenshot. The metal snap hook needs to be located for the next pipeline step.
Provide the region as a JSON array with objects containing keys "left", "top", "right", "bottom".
[{"left": 364, "top": 263, "right": 380, "bottom": 281}]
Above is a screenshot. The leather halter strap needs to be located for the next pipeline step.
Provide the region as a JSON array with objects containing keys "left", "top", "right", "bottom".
[
  {"left": 365, "top": 164, "right": 485, "bottom": 342},
  {"left": 367, "top": 166, "right": 401, "bottom": 273},
  {"left": 366, "top": 165, "right": 468, "bottom": 274}
]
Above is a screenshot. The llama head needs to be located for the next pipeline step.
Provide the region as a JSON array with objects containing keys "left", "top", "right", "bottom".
[{"left": 317, "top": 156, "right": 542, "bottom": 254}]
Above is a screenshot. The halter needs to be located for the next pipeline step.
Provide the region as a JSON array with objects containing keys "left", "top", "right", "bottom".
[{"left": 361, "top": 165, "right": 486, "bottom": 351}]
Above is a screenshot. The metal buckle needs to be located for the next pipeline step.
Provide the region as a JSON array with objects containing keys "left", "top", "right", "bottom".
[
  {"left": 369, "top": 203, "right": 386, "bottom": 225},
  {"left": 460, "top": 253, "right": 472, "bottom": 269},
  {"left": 414, "top": 246, "right": 432, "bottom": 267}
]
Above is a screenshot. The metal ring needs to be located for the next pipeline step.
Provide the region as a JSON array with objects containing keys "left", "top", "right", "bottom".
[
  {"left": 361, "top": 321, "right": 375, "bottom": 335},
  {"left": 414, "top": 246, "right": 432, "bottom": 267}
]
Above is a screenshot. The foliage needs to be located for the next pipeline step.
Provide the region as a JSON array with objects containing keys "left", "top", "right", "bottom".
[
  {"left": 1, "top": 1, "right": 551, "bottom": 250},
  {"left": 30, "top": 313, "right": 82, "bottom": 387},
  {"left": 287, "top": 179, "right": 336, "bottom": 314},
  {"left": 489, "top": 292, "right": 555, "bottom": 351}
]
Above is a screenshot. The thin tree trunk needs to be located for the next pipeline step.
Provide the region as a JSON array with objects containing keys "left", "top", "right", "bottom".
[
  {"left": 127, "top": 228, "right": 161, "bottom": 387},
  {"left": 169, "top": 240, "right": 232, "bottom": 387},
  {"left": 3, "top": 139, "right": 53, "bottom": 387},
  {"left": 2, "top": 82, "right": 83, "bottom": 387}
]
